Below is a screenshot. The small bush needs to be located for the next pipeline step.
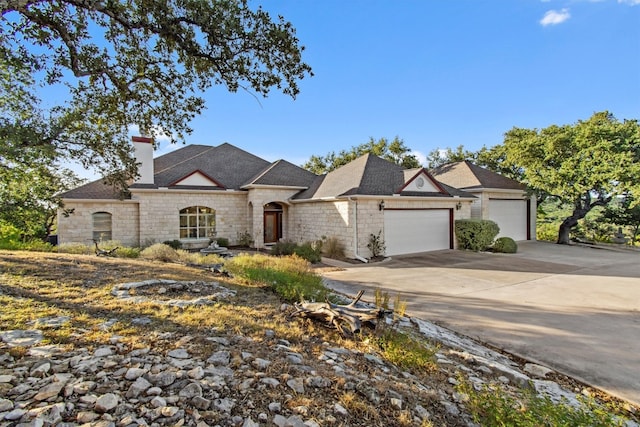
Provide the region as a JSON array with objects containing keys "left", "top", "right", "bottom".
[
  {"left": 57, "top": 242, "right": 92, "bottom": 255},
  {"left": 455, "top": 219, "right": 500, "bottom": 251},
  {"left": 322, "top": 236, "right": 345, "bottom": 259},
  {"left": 216, "top": 237, "right": 229, "bottom": 247},
  {"left": 271, "top": 240, "right": 297, "bottom": 256},
  {"left": 236, "top": 230, "right": 254, "bottom": 247},
  {"left": 162, "top": 240, "right": 182, "bottom": 249},
  {"left": 367, "top": 230, "right": 386, "bottom": 258},
  {"left": 176, "top": 249, "right": 224, "bottom": 265},
  {"left": 271, "top": 240, "right": 322, "bottom": 263},
  {"left": 493, "top": 237, "right": 518, "bottom": 253},
  {"left": 375, "top": 329, "right": 437, "bottom": 372},
  {"left": 114, "top": 247, "right": 141, "bottom": 258},
  {"left": 140, "top": 243, "right": 179, "bottom": 262},
  {"left": 294, "top": 242, "right": 322, "bottom": 263},
  {"left": 225, "top": 253, "right": 328, "bottom": 302}
]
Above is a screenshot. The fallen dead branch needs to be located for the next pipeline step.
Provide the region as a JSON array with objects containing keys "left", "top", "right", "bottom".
[{"left": 289, "top": 290, "right": 389, "bottom": 336}]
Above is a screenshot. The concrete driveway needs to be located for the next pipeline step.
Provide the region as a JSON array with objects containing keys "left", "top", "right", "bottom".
[{"left": 321, "top": 241, "right": 640, "bottom": 406}]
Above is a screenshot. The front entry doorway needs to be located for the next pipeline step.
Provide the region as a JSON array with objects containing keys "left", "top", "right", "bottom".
[{"left": 263, "top": 203, "right": 283, "bottom": 244}]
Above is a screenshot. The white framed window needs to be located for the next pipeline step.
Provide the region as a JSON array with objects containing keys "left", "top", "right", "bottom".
[
  {"left": 179, "top": 206, "right": 216, "bottom": 239},
  {"left": 92, "top": 212, "right": 112, "bottom": 241}
]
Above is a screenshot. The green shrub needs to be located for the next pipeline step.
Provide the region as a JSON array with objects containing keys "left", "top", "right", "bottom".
[
  {"left": 236, "top": 230, "right": 254, "bottom": 247},
  {"left": 493, "top": 237, "right": 518, "bottom": 253},
  {"left": 271, "top": 240, "right": 297, "bottom": 256},
  {"left": 114, "top": 247, "right": 141, "bottom": 258},
  {"left": 375, "top": 329, "right": 437, "bottom": 372},
  {"left": 322, "top": 236, "right": 345, "bottom": 259},
  {"left": 294, "top": 242, "right": 322, "bottom": 263},
  {"left": 536, "top": 223, "right": 558, "bottom": 242},
  {"left": 162, "top": 239, "right": 182, "bottom": 249},
  {"left": 0, "top": 222, "right": 22, "bottom": 249},
  {"left": 271, "top": 240, "right": 322, "bottom": 263},
  {"left": 20, "top": 240, "right": 54, "bottom": 252},
  {"left": 455, "top": 219, "right": 500, "bottom": 251},
  {"left": 216, "top": 237, "right": 229, "bottom": 247},
  {"left": 224, "top": 253, "right": 328, "bottom": 302},
  {"left": 140, "top": 243, "right": 179, "bottom": 262}
]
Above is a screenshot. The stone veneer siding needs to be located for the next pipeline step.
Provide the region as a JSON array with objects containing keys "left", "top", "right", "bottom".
[
  {"left": 246, "top": 187, "right": 302, "bottom": 248},
  {"left": 57, "top": 201, "right": 140, "bottom": 247},
  {"left": 132, "top": 190, "right": 249, "bottom": 247},
  {"left": 288, "top": 199, "right": 356, "bottom": 257}
]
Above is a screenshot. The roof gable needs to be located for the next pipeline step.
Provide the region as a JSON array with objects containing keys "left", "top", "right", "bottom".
[
  {"left": 169, "top": 170, "right": 224, "bottom": 188},
  {"left": 399, "top": 169, "right": 447, "bottom": 194},
  {"left": 431, "top": 161, "right": 525, "bottom": 191}
]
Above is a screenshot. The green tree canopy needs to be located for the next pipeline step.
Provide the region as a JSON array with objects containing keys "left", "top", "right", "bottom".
[
  {"left": 1, "top": 0, "right": 311, "bottom": 238},
  {"left": 501, "top": 111, "right": 640, "bottom": 244},
  {"left": 601, "top": 194, "right": 640, "bottom": 245},
  {"left": 302, "top": 137, "right": 421, "bottom": 174},
  {"left": 1, "top": 0, "right": 312, "bottom": 186}
]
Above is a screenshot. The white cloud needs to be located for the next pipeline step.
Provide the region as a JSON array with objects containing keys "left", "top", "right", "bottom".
[
  {"left": 540, "top": 8, "right": 571, "bottom": 26},
  {"left": 412, "top": 150, "right": 428, "bottom": 167},
  {"left": 618, "top": 0, "right": 640, "bottom": 5}
]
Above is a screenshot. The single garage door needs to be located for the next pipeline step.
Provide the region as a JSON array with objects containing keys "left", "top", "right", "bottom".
[
  {"left": 384, "top": 209, "right": 451, "bottom": 256},
  {"left": 488, "top": 199, "right": 528, "bottom": 241}
]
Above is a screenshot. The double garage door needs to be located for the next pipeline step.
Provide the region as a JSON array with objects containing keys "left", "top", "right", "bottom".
[{"left": 383, "top": 209, "right": 452, "bottom": 256}]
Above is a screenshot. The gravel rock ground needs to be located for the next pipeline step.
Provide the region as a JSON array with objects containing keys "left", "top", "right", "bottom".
[
  {"left": 1, "top": 265, "right": 638, "bottom": 427},
  {"left": 2, "top": 303, "right": 638, "bottom": 427}
]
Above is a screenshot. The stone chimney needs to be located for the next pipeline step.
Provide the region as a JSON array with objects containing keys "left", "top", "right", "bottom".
[{"left": 132, "top": 136, "right": 154, "bottom": 184}]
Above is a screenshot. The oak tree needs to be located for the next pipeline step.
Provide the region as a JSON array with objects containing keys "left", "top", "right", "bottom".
[
  {"left": 303, "top": 137, "right": 421, "bottom": 174},
  {"left": 501, "top": 111, "right": 640, "bottom": 244},
  {"left": 1, "top": 0, "right": 312, "bottom": 185}
]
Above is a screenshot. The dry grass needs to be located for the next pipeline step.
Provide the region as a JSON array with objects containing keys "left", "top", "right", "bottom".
[{"left": 0, "top": 250, "right": 328, "bottom": 357}]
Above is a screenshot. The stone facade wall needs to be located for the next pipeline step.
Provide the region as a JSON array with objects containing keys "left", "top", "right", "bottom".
[
  {"left": 57, "top": 201, "right": 140, "bottom": 247},
  {"left": 247, "top": 188, "right": 304, "bottom": 248},
  {"left": 132, "top": 190, "right": 249, "bottom": 247},
  {"left": 288, "top": 200, "right": 355, "bottom": 256}
]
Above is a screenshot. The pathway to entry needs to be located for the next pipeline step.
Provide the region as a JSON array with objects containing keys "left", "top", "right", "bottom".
[{"left": 321, "top": 241, "right": 640, "bottom": 406}]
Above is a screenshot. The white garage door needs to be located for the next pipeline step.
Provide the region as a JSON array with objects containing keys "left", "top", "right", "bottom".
[
  {"left": 384, "top": 209, "right": 451, "bottom": 256},
  {"left": 488, "top": 199, "right": 528, "bottom": 241}
]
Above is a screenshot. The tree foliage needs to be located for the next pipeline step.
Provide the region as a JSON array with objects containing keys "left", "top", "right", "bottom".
[
  {"left": 501, "top": 111, "right": 640, "bottom": 244},
  {"left": 601, "top": 194, "right": 640, "bottom": 245},
  {"left": 302, "top": 137, "right": 421, "bottom": 174},
  {"left": 1, "top": 0, "right": 311, "bottom": 237},
  {"left": 1, "top": 0, "right": 313, "bottom": 185},
  {"left": 0, "top": 163, "right": 82, "bottom": 240}
]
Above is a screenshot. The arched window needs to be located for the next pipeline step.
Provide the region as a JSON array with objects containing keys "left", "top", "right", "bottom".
[
  {"left": 92, "top": 212, "right": 112, "bottom": 241},
  {"left": 179, "top": 206, "right": 216, "bottom": 239}
]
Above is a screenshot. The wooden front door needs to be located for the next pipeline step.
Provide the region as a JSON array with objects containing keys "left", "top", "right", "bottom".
[{"left": 264, "top": 211, "right": 280, "bottom": 243}]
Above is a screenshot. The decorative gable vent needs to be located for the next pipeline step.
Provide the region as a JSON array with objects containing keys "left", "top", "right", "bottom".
[{"left": 399, "top": 169, "right": 447, "bottom": 194}]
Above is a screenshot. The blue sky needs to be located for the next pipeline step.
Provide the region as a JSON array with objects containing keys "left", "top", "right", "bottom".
[{"left": 122, "top": 1, "right": 640, "bottom": 172}]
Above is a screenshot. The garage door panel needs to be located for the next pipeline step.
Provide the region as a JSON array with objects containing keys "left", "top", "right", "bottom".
[
  {"left": 384, "top": 209, "right": 450, "bottom": 256},
  {"left": 488, "top": 200, "right": 527, "bottom": 241}
]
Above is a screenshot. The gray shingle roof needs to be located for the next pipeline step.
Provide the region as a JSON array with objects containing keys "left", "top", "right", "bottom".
[
  {"left": 293, "top": 154, "right": 471, "bottom": 200},
  {"left": 143, "top": 143, "right": 271, "bottom": 190},
  {"left": 431, "top": 161, "right": 525, "bottom": 191},
  {"left": 244, "top": 159, "right": 317, "bottom": 187},
  {"left": 58, "top": 178, "right": 129, "bottom": 200},
  {"left": 61, "top": 143, "right": 316, "bottom": 199}
]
